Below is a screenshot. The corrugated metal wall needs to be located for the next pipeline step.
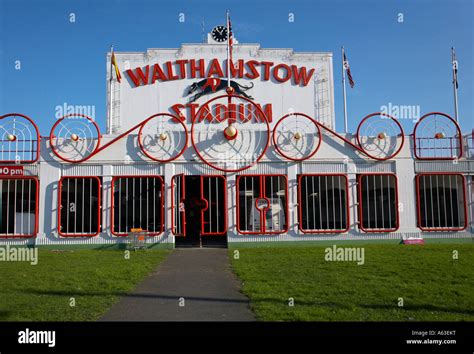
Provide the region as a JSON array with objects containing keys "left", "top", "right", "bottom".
[
  {"left": 112, "top": 164, "right": 164, "bottom": 176},
  {"left": 174, "top": 163, "right": 221, "bottom": 175},
  {"left": 302, "top": 162, "right": 346, "bottom": 173},
  {"left": 415, "top": 161, "right": 474, "bottom": 174},
  {"left": 61, "top": 165, "right": 102, "bottom": 176}
]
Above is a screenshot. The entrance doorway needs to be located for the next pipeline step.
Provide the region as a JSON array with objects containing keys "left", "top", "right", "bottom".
[{"left": 172, "top": 175, "right": 227, "bottom": 248}]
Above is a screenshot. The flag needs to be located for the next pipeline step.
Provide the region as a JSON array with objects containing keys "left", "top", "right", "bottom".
[
  {"left": 111, "top": 50, "right": 122, "bottom": 83},
  {"left": 452, "top": 52, "right": 458, "bottom": 89},
  {"left": 343, "top": 52, "right": 354, "bottom": 88}
]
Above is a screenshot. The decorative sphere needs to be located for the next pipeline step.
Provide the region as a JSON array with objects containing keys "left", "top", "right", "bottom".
[
  {"left": 70, "top": 133, "right": 79, "bottom": 141},
  {"left": 7, "top": 134, "right": 16, "bottom": 142},
  {"left": 224, "top": 125, "right": 238, "bottom": 140},
  {"left": 434, "top": 132, "right": 445, "bottom": 139},
  {"left": 226, "top": 86, "right": 235, "bottom": 95},
  {"left": 294, "top": 132, "right": 302, "bottom": 140},
  {"left": 377, "top": 132, "right": 387, "bottom": 140},
  {"left": 159, "top": 132, "right": 168, "bottom": 141},
  {"left": 225, "top": 125, "right": 237, "bottom": 136}
]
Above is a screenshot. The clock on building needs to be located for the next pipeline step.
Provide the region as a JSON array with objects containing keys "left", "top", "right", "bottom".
[{"left": 211, "top": 25, "right": 228, "bottom": 43}]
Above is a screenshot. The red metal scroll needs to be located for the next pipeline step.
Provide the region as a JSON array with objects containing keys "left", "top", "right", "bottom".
[
  {"left": 356, "top": 113, "right": 405, "bottom": 161},
  {"left": 50, "top": 114, "right": 101, "bottom": 163},
  {"left": 273, "top": 113, "right": 322, "bottom": 161},
  {"left": 50, "top": 113, "right": 187, "bottom": 163},
  {"left": 0, "top": 113, "right": 40, "bottom": 163},
  {"left": 191, "top": 94, "right": 270, "bottom": 173},
  {"left": 413, "top": 112, "right": 463, "bottom": 160},
  {"left": 273, "top": 112, "right": 405, "bottom": 162}
]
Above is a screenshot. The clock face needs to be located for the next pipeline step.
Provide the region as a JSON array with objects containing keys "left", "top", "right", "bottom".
[{"left": 211, "top": 25, "right": 228, "bottom": 43}]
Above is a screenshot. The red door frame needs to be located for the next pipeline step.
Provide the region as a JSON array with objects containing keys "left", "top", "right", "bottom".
[
  {"left": 171, "top": 174, "right": 186, "bottom": 237},
  {"left": 200, "top": 175, "right": 228, "bottom": 236}
]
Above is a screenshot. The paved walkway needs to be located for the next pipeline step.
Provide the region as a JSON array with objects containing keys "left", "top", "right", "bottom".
[{"left": 100, "top": 248, "right": 255, "bottom": 321}]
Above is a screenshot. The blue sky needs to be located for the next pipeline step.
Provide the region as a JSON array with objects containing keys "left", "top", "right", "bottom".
[{"left": 0, "top": 0, "right": 472, "bottom": 134}]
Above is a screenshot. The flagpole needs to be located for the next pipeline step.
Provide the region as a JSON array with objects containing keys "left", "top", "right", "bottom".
[
  {"left": 342, "top": 46, "right": 348, "bottom": 134},
  {"left": 226, "top": 10, "right": 231, "bottom": 88},
  {"left": 201, "top": 21, "right": 205, "bottom": 43},
  {"left": 451, "top": 47, "right": 459, "bottom": 122},
  {"left": 108, "top": 45, "right": 114, "bottom": 134}
]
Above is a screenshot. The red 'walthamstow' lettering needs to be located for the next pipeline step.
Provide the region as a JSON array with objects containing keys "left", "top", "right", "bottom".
[
  {"left": 292, "top": 65, "right": 315, "bottom": 86},
  {"left": 126, "top": 60, "right": 316, "bottom": 87},
  {"left": 126, "top": 66, "right": 150, "bottom": 86}
]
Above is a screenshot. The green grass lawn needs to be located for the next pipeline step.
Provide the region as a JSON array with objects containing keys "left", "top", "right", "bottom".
[
  {"left": 230, "top": 243, "right": 474, "bottom": 321},
  {"left": 0, "top": 249, "right": 169, "bottom": 321}
]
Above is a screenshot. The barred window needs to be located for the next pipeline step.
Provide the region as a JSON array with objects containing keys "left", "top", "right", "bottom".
[
  {"left": 416, "top": 173, "right": 467, "bottom": 231},
  {"left": 58, "top": 176, "right": 101, "bottom": 237},
  {"left": 357, "top": 174, "right": 399, "bottom": 232},
  {"left": 298, "top": 174, "right": 349, "bottom": 233},
  {"left": 0, "top": 177, "right": 38, "bottom": 238},
  {"left": 237, "top": 175, "right": 288, "bottom": 234},
  {"left": 112, "top": 176, "right": 164, "bottom": 236}
]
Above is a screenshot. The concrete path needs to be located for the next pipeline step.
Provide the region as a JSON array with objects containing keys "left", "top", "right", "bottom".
[{"left": 100, "top": 248, "right": 255, "bottom": 321}]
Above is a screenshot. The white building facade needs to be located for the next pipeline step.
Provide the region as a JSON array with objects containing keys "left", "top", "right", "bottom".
[{"left": 0, "top": 36, "right": 472, "bottom": 248}]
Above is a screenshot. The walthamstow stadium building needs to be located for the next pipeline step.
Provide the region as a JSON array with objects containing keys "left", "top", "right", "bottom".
[{"left": 0, "top": 31, "right": 473, "bottom": 247}]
